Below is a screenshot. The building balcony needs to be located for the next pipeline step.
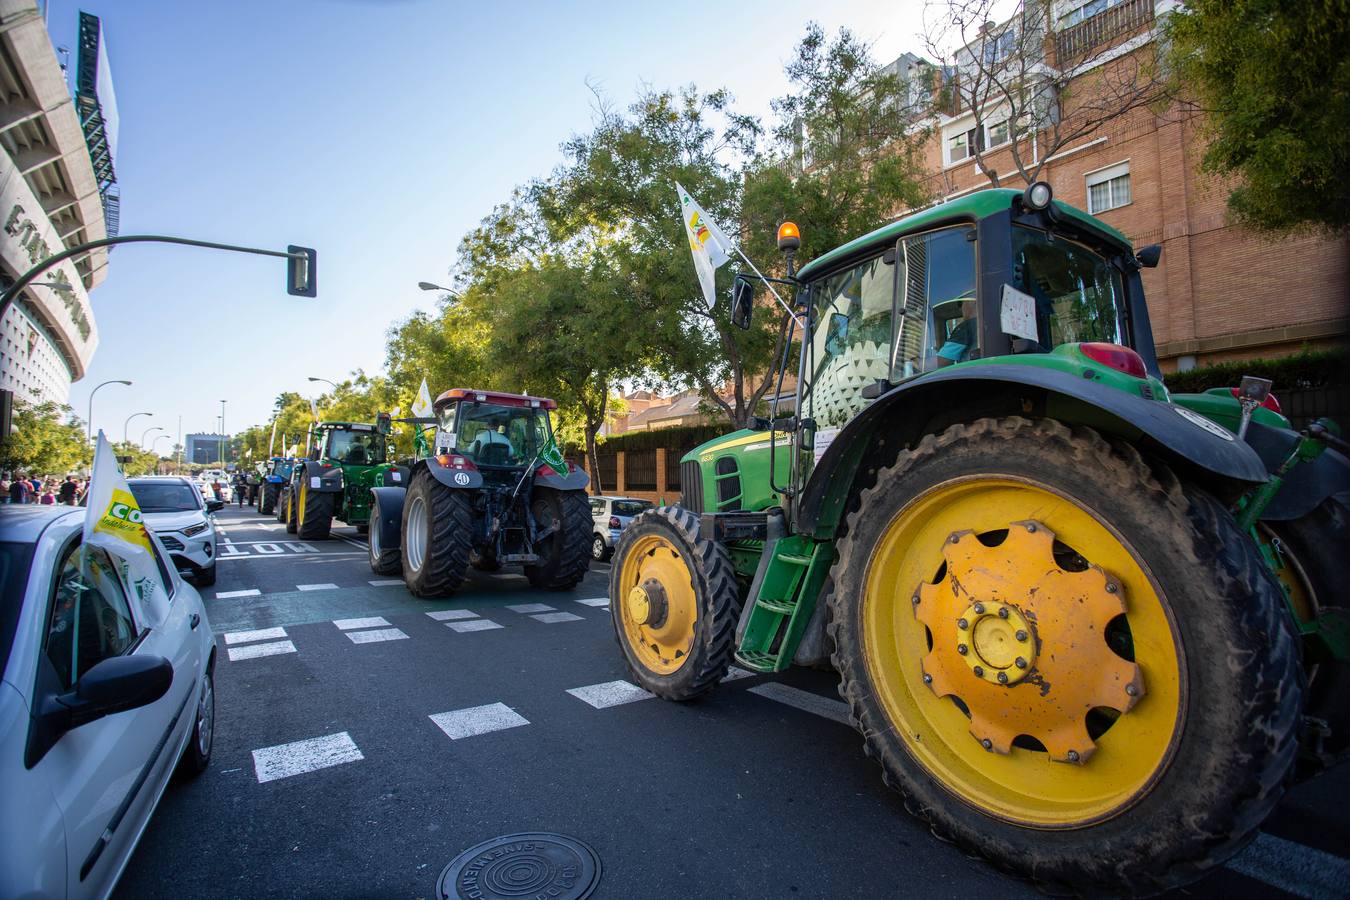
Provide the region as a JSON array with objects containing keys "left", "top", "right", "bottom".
[{"left": 1054, "top": 0, "right": 1155, "bottom": 63}]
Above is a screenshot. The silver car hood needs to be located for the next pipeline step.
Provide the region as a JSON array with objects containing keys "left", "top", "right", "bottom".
[{"left": 142, "top": 509, "right": 209, "bottom": 532}]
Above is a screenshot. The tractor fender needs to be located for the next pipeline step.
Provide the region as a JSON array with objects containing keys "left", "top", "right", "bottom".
[
  {"left": 298, "top": 460, "right": 344, "bottom": 493},
  {"left": 797, "top": 364, "right": 1270, "bottom": 537},
  {"left": 370, "top": 487, "right": 405, "bottom": 551},
  {"left": 264, "top": 474, "right": 286, "bottom": 484},
  {"left": 1244, "top": 421, "right": 1350, "bottom": 521},
  {"left": 417, "top": 455, "right": 484, "bottom": 490},
  {"left": 378, "top": 464, "right": 412, "bottom": 489},
  {"left": 533, "top": 464, "right": 590, "bottom": 491}
]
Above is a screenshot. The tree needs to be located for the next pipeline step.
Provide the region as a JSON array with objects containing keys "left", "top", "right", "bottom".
[
  {"left": 1, "top": 399, "right": 90, "bottom": 475},
  {"left": 1166, "top": 0, "right": 1350, "bottom": 234},
  {"left": 923, "top": 0, "right": 1168, "bottom": 187}
]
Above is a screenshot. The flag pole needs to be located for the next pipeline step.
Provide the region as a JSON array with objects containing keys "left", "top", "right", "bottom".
[{"left": 728, "top": 243, "right": 803, "bottom": 328}]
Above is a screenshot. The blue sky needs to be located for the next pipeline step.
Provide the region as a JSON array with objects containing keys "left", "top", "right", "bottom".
[{"left": 53, "top": 0, "right": 925, "bottom": 450}]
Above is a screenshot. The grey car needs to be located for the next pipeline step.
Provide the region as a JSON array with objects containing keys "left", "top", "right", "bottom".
[{"left": 589, "top": 495, "right": 655, "bottom": 560}]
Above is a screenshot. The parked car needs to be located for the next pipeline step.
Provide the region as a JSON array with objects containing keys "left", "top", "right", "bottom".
[
  {"left": 0, "top": 504, "right": 216, "bottom": 899},
  {"left": 128, "top": 476, "right": 224, "bottom": 587},
  {"left": 195, "top": 476, "right": 231, "bottom": 504},
  {"left": 589, "top": 495, "right": 655, "bottom": 560}
]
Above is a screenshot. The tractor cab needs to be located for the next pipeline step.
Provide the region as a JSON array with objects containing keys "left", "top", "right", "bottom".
[
  {"left": 315, "top": 422, "right": 387, "bottom": 466},
  {"left": 433, "top": 389, "right": 559, "bottom": 484}
]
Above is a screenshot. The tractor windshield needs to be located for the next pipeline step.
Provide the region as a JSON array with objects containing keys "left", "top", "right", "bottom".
[
  {"left": 453, "top": 402, "right": 551, "bottom": 467},
  {"left": 1010, "top": 226, "right": 1126, "bottom": 350},
  {"left": 803, "top": 253, "right": 895, "bottom": 427},
  {"left": 324, "top": 428, "right": 385, "bottom": 465}
]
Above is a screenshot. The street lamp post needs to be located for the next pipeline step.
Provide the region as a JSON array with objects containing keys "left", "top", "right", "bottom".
[
  {"left": 220, "top": 400, "right": 227, "bottom": 468},
  {"left": 123, "top": 412, "right": 151, "bottom": 446},
  {"left": 151, "top": 434, "right": 169, "bottom": 472},
  {"left": 141, "top": 425, "right": 164, "bottom": 447},
  {"left": 87, "top": 379, "right": 131, "bottom": 443},
  {"left": 417, "top": 281, "right": 461, "bottom": 302},
  {"left": 307, "top": 376, "right": 339, "bottom": 391}
]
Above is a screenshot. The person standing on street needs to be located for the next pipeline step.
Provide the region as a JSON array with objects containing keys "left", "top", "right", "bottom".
[
  {"left": 57, "top": 475, "right": 78, "bottom": 506},
  {"left": 9, "top": 473, "right": 30, "bottom": 504}
]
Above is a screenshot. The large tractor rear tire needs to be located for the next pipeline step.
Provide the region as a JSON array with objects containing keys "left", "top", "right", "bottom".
[
  {"left": 827, "top": 417, "right": 1301, "bottom": 896},
  {"left": 296, "top": 481, "right": 333, "bottom": 540},
  {"left": 260, "top": 483, "right": 280, "bottom": 516},
  {"left": 609, "top": 505, "right": 741, "bottom": 700},
  {"left": 524, "top": 488, "right": 591, "bottom": 590},
  {"left": 401, "top": 470, "right": 472, "bottom": 597},
  {"left": 284, "top": 486, "right": 298, "bottom": 533}
]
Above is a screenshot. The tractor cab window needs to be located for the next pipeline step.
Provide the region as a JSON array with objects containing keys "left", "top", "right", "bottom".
[
  {"left": 455, "top": 403, "right": 551, "bottom": 467},
  {"left": 892, "top": 226, "right": 978, "bottom": 378},
  {"left": 325, "top": 428, "right": 385, "bottom": 465},
  {"left": 802, "top": 254, "right": 895, "bottom": 427},
  {"left": 1010, "top": 226, "right": 1126, "bottom": 350}
]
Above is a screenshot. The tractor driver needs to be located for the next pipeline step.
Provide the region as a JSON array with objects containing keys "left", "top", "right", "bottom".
[
  {"left": 469, "top": 424, "right": 513, "bottom": 464},
  {"left": 935, "top": 297, "right": 978, "bottom": 367},
  {"left": 345, "top": 434, "right": 371, "bottom": 464}
]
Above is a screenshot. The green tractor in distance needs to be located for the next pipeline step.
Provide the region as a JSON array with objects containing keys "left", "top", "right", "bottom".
[
  {"left": 254, "top": 456, "right": 295, "bottom": 516},
  {"left": 609, "top": 183, "right": 1348, "bottom": 895},
  {"left": 283, "top": 416, "right": 398, "bottom": 540}
]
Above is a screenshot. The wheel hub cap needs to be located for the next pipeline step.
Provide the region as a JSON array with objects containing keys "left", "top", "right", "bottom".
[
  {"left": 915, "top": 520, "right": 1145, "bottom": 763},
  {"left": 626, "top": 579, "right": 668, "bottom": 628}
]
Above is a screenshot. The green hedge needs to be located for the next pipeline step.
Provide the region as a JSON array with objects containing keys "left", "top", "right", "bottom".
[
  {"left": 560, "top": 423, "right": 731, "bottom": 457},
  {"left": 1164, "top": 348, "right": 1348, "bottom": 394}
]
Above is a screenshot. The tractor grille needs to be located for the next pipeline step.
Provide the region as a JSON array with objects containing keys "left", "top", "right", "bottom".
[
  {"left": 681, "top": 459, "right": 703, "bottom": 513},
  {"left": 157, "top": 534, "right": 185, "bottom": 551}
]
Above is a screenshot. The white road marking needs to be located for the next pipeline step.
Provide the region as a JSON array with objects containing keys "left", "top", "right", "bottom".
[
  {"left": 567, "top": 680, "right": 654, "bottom": 709},
  {"left": 215, "top": 589, "right": 261, "bottom": 599},
  {"left": 1226, "top": 831, "right": 1350, "bottom": 898},
  {"left": 429, "top": 703, "right": 529, "bottom": 740},
  {"left": 447, "top": 619, "right": 503, "bottom": 633},
  {"left": 427, "top": 609, "right": 478, "bottom": 621},
  {"left": 721, "top": 666, "right": 755, "bottom": 682},
  {"left": 338, "top": 536, "right": 367, "bottom": 550},
  {"left": 345, "top": 628, "right": 409, "bottom": 644},
  {"left": 369, "top": 579, "right": 403, "bottom": 587},
  {"left": 227, "top": 640, "right": 297, "bottom": 661},
  {"left": 223, "top": 627, "right": 287, "bottom": 645},
  {"left": 219, "top": 551, "right": 365, "bottom": 562},
  {"left": 575, "top": 597, "right": 610, "bottom": 607},
  {"left": 333, "top": 616, "right": 390, "bottom": 630},
  {"left": 507, "top": 603, "right": 555, "bottom": 614},
  {"left": 297, "top": 583, "right": 338, "bottom": 592},
  {"left": 252, "top": 731, "right": 363, "bottom": 783},
  {"left": 748, "top": 682, "right": 851, "bottom": 726},
  {"left": 532, "top": 611, "right": 583, "bottom": 624}
]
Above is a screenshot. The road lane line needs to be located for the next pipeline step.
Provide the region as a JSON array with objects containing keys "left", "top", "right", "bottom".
[
  {"left": 427, "top": 609, "right": 478, "bottom": 621},
  {"left": 223, "top": 627, "right": 288, "bottom": 645},
  {"left": 252, "top": 732, "right": 363, "bottom": 783},
  {"left": 567, "top": 680, "right": 654, "bottom": 709},
  {"left": 748, "top": 683, "right": 851, "bottom": 726},
  {"left": 215, "top": 589, "right": 261, "bottom": 599},
  {"left": 227, "top": 640, "right": 297, "bottom": 661},
  {"left": 337, "top": 536, "right": 367, "bottom": 550},
  {"left": 507, "top": 603, "right": 555, "bottom": 614},
  {"left": 1225, "top": 832, "right": 1350, "bottom": 898},
  {"left": 220, "top": 552, "right": 366, "bottom": 562},
  {"left": 429, "top": 703, "right": 529, "bottom": 740},
  {"left": 333, "top": 616, "right": 391, "bottom": 630},
  {"left": 447, "top": 619, "right": 503, "bottom": 633},
  {"left": 532, "top": 611, "right": 583, "bottom": 623},
  {"left": 345, "top": 627, "right": 409, "bottom": 644},
  {"left": 369, "top": 579, "right": 403, "bottom": 586},
  {"left": 297, "top": 583, "right": 338, "bottom": 591},
  {"left": 575, "top": 597, "right": 609, "bottom": 607}
]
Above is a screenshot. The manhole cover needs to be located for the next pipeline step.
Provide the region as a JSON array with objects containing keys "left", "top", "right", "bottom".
[{"left": 435, "top": 832, "right": 601, "bottom": 900}]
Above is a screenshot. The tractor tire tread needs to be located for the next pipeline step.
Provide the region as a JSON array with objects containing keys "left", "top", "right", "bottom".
[{"left": 403, "top": 472, "right": 472, "bottom": 598}]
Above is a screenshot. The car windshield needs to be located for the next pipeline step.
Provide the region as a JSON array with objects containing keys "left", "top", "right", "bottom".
[
  {"left": 612, "top": 500, "right": 653, "bottom": 517},
  {"left": 325, "top": 428, "right": 385, "bottom": 464},
  {"left": 451, "top": 402, "right": 551, "bottom": 467},
  {"left": 1011, "top": 225, "right": 1126, "bottom": 349},
  {"left": 129, "top": 481, "right": 201, "bottom": 512}
]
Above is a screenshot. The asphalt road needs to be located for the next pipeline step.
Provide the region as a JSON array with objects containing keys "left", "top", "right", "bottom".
[{"left": 113, "top": 506, "right": 1350, "bottom": 899}]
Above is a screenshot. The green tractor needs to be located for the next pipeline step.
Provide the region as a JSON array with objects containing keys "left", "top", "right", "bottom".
[
  {"left": 254, "top": 456, "right": 295, "bottom": 516},
  {"left": 608, "top": 183, "right": 1348, "bottom": 894},
  {"left": 283, "top": 416, "right": 399, "bottom": 540}
]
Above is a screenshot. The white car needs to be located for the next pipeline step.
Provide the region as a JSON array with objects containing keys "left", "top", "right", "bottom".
[
  {"left": 0, "top": 504, "right": 215, "bottom": 899},
  {"left": 129, "top": 477, "right": 223, "bottom": 587},
  {"left": 589, "top": 495, "right": 655, "bottom": 560},
  {"left": 195, "top": 477, "right": 231, "bottom": 504}
]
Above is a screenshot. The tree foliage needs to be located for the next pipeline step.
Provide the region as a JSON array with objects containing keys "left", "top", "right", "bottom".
[
  {"left": 1, "top": 400, "right": 90, "bottom": 475},
  {"left": 1167, "top": 0, "right": 1350, "bottom": 234}
]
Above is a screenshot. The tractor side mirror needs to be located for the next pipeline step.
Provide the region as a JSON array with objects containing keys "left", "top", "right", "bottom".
[
  {"left": 731, "top": 276, "right": 755, "bottom": 330},
  {"left": 1135, "top": 245, "right": 1161, "bottom": 268}
]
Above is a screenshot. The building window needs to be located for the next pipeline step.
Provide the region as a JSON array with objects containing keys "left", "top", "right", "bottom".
[
  {"left": 1086, "top": 162, "right": 1131, "bottom": 213},
  {"left": 986, "top": 118, "right": 1010, "bottom": 148},
  {"left": 948, "top": 127, "right": 977, "bottom": 163}
]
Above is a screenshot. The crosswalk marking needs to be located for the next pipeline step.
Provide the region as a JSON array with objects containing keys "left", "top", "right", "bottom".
[
  {"left": 223, "top": 627, "right": 287, "bottom": 645},
  {"left": 227, "top": 640, "right": 297, "bottom": 662},
  {"left": 345, "top": 627, "right": 409, "bottom": 645},
  {"left": 427, "top": 609, "right": 478, "bottom": 621},
  {"left": 575, "top": 597, "right": 609, "bottom": 607},
  {"left": 369, "top": 579, "right": 403, "bottom": 586},
  {"left": 721, "top": 666, "right": 755, "bottom": 682},
  {"left": 567, "top": 680, "right": 653, "bottom": 709},
  {"left": 1226, "top": 831, "right": 1350, "bottom": 899},
  {"left": 333, "top": 616, "right": 391, "bottom": 630},
  {"left": 532, "top": 611, "right": 583, "bottom": 624},
  {"left": 747, "top": 682, "right": 851, "bottom": 726},
  {"left": 506, "top": 602, "right": 555, "bottom": 614},
  {"left": 447, "top": 619, "right": 503, "bottom": 633},
  {"left": 429, "top": 703, "right": 529, "bottom": 740},
  {"left": 215, "top": 588, "right": 261, "bottom": 599},
  {"left": 297, "top": 582, "right": 338, "bottom": 592},
  {"left": 252, "top": 732, "right": 363, "bottom": 783}
]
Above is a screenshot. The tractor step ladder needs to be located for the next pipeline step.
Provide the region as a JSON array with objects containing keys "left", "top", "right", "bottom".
[{"left": 735, "top": 537, "right": 833, "bottom": 673}]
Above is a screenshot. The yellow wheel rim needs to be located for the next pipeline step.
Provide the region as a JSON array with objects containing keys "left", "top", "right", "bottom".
[
  {"left": 863, "top": 476, "right": 1183, "bottom": 828},
  {"left": 616, "top": 533, "right": 698, "bottom": 675},
  {"left": 298, "top": 482, "right": 307, "bottom": 527}
]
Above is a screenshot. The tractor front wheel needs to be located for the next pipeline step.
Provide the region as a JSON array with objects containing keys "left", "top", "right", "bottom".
[
  {"left": 260, "top": 483, "right": 280, "bottom": 516},
  {"left": 296, "top": 481, "right": 333, "bottom": 540},
  {"left": 609, "top": 505, "right": 741, "bottom": 700},
  {"left": 401, "top": 470, "right": 472, "bottom": 597},
  {"left": 524, "top": 488, "right": 591, "bottom": 590},
  {"left": 284, "top": 486, "right": 298, "bottom": 533},
  {"left": 827, "top": 417, "right": 1300, "bottom": 895},
  {"left": 368, "top": 495, "right": 401, "bottom": 576}
]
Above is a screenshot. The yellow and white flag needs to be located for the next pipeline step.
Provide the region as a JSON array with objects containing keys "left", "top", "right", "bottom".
[
  {"left": 83, "top": 431, "right": 170, "bottom": 625},
  {"left": 309, "top": 397, "right": 320, "bottom": 423},
  {"left": 412, "top": 377, "right": 434, "bottom": 419},
  {"left": 676, "top": 182, "right": 732, "bottom": 310}
]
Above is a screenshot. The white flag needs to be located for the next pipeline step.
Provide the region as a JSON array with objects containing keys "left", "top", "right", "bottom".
[
  {"left": 309, "top": 397, "right": 320, "bottom": 423},
  {"left": 412, "top": 377, "right": 434, "bottom": 418},
  {"left": 83, "top": 432, "right": 171, "bottom": 626},
  {"left": 676, "top": 182, "right": 732, "bottom": 310}
]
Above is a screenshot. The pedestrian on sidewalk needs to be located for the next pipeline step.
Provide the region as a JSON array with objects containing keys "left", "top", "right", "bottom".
[
  {"left": 9, "top": 473, "right": 30, "bottom": 504},
  {"left": 57, "top": 475, "right": 78, "bottom": 506}
]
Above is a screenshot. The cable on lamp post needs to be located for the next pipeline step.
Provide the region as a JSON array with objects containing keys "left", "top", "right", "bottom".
[{"left": 86, "top": 379, "right": 131, "bottom": 443}]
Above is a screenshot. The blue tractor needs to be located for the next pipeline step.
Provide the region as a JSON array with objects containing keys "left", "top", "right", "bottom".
[{"left": 255, "top": 456, "right": 295, "bottom": 516}]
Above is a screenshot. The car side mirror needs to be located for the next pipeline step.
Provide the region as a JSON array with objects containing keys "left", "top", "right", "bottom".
[
  {"left": 206, "top": 499, "right": 225, "bottom": 512},
  {"left": 731, "top": 275, "right": 755, "bottom": 330}
]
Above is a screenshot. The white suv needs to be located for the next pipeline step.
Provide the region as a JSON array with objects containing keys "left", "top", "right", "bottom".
[{"left": 129, "top": 477, "right": 223, "bottom": 587}]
